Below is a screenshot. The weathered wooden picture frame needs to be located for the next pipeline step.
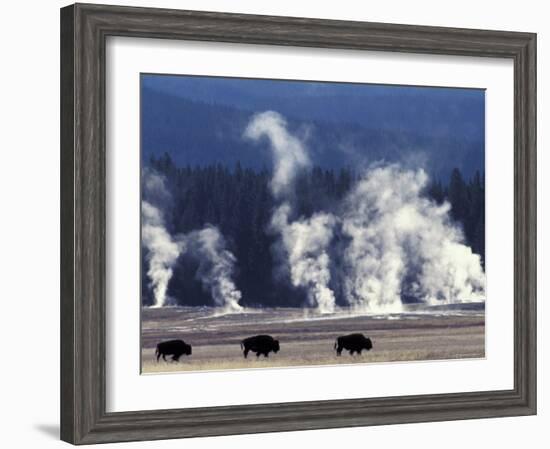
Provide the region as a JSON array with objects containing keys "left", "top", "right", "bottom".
[{"left": 60, "top": 3, "right": 536, "bottom": 444}]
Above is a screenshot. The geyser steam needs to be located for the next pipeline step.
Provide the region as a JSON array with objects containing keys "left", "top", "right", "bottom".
[
  {"left": 244, "top": 111, "right": 310, "bottom": 200},
  {"left": 271, "top": 204, "right": 337, "bottom": 311},
  {"left": 245, "top": 111, "right": 338, "bottom": 313},
  {"left": 141, "top": 170, "right": 184, "bottom": 308},
  {"left": 245, "top": 111, "right": 485, "bottom": 313},
  {"left": 185, "top": 226, "right": 243, "bottom": 312},
  {"left": 144, "top": 110, "right": 485, "bottom": 313},
  {"left": 142, "top": 170, "right": 243, "bottom": 310},
  {"left": 341, "top": 165, "right": 485, "bottom": 311}
]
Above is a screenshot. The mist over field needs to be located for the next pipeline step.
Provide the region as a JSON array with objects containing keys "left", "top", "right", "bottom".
[
  {"left": 141, "top": 109, "right": 485, "bottom": 311},
  {"left": 140, "top": 74, "right": 486, "bottom": 371}
]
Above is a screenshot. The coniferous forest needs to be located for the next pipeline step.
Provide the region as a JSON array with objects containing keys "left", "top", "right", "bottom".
[{"left": 141, "top": 154, "right": 485, "bottom": 307}]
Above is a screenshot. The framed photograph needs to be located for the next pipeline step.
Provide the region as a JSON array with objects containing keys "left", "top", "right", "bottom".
[{"left": 60, "top": 3, "right": 536, "bottom": 444}]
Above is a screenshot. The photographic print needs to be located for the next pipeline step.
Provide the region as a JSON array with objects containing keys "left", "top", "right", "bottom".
[{"left": 140, "top": 74, "right": 486, "bottom": 374}]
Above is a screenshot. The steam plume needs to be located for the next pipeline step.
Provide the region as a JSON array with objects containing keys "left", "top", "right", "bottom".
[
  {"left": 244, "top": 111, "right": 310, "bottom": 200},
  {"left": 341, "top": 165, "right": 485, "bottom": 311},
  {"left": 245, "top": 111, "right": 485, "bottom": 313},
  {"left": 245, "top": 111, "right": 338, "bottom": 313},
  {"left": 271, "top": 204, "right": 337, "bottom": 311},
  {"left": 185, "top": 226, "right": 243, "bottom": 312},
  {"left": 141, "top": 170, "right": 184, "bottom": 307},
  {"left": 142, "top": 170, "right": 242, "bottom": 310}
]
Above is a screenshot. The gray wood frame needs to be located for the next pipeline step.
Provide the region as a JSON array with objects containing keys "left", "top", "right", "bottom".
[{"left": 60, "top": 3, "right": 537, "bottom": 444}]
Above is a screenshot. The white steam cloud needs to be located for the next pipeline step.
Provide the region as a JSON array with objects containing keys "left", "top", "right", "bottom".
[
  {"left": 142, "top": 170, "right": 242, "bottom": 310},
  {"left": 341, "top": 165, "right": 485, "bottom": 312},
  {"left": 244, "top": 111, "right": 310, "bottom": 200},
  {"left": 245, "top": 111, "right": 485, "bottom": 314},
  {"left": 245, "top": 111, "right": 338, "bottom": 313},
  {"left": 141, "top": 171, "right": 184, "bottom": 308},
  {"left": 271, "top": 204, "right": 337, "bottom": 312},
  {"left": 185, "top": 226, "right": 243, "bottom": 312},
  {"left": 144, "top": 111, "right": 485, "bottom": 314}
]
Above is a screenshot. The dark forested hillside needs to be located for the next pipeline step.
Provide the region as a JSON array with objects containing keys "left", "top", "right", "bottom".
[
  {"left": 141, "top": 155, "right": 485, "bottom": 307},
  {"left": 142, "top": 75, "right": 485, "bottom": 145},
  {"left": 141, "top": 86, "right": 484, "bottom": 182}
]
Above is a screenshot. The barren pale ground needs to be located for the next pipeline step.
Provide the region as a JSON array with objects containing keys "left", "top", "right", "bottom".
[{"left": 141, "top": 304, "right": 485, "bottom": 373}]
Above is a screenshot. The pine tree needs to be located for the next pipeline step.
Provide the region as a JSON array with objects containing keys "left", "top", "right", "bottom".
[
  {"left": 448, "top": 168, "right": 469, "bottom": 224},
  {"left": 144, "top": 158, "right": 485, "bottom": 306}
]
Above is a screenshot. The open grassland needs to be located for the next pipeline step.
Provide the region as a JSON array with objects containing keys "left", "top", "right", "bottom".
[{"left": 141, "top": 305, "right": 484, "bottom": 373}]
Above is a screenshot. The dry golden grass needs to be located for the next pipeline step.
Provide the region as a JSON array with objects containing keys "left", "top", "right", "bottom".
[
  {"left": 141, "top": 307, "right": 484, "bottom": 374},
  {"left": 142, "top": 348, "right": 480, "bottom": 374}
]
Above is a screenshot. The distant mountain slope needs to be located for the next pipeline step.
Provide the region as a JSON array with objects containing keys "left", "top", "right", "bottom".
[
  {"left": 141, "top": 75, "right": 485, "bottom": 142},
  {"left": 141, "top": 86, "right": 484, "bottom": 180}
]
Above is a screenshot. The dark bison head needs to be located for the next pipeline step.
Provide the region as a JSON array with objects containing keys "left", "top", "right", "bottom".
[
  {"left": 364, "top": 337, "right": 373, "bottom": 351},
  {"left": 273, "top": 340, "right": 280, "bottom": 353},
  {"left": 184, "top": 344, "right": 192, "bottom": 355}
]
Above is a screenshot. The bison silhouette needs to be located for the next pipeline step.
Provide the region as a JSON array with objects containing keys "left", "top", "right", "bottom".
[
  {"left": 334, "top": 333, "right": 373, "bottom": 356},
  {"left": 241, "top": 335, "right": 280, "bottom": 358},
  {"left": 155, "top": 339, "right": 192, "bottom": 362}
]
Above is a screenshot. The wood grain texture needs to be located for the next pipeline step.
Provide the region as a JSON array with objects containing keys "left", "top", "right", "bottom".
[
  {"left": 60, "top": 3, "right": 537, "bottom": 444},
  {"left": 60, "top": 5, "right": 75, "bottom": 443}
]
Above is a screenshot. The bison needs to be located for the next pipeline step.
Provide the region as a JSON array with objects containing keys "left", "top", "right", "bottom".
[
  {"left": 241, "top": 335, "right": 280, "bottom": 358},
  {"left": 155, "top": 339, "right": 192, "bottom": 362},
  {"left": 334, "top": 333, "right": 373, "bottom": 356}
]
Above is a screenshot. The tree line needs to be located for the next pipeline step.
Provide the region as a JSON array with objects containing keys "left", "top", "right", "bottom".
[{"left": 142, "top": 154, "right": 485, "bottom": 307}]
